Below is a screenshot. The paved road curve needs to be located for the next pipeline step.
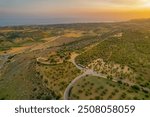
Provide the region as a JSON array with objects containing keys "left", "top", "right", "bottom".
[
  {"left": 64, "top": 53, "right": 150, "bottom": 100},
  {"left": 64, "top": 53, "right": 107, "bottom": 100}
]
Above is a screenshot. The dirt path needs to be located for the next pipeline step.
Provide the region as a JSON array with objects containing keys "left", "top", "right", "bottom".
[
  {"left": 0, "top": 36, "right": 59, "bottom": 55},
  {"left": 64, "top": 68, "right": 108, "bottom": 100},
  {"left": 64, "top": 52, "right": 150, "bottom": 100},
  {"left": 29, "top": 36, "right": 59, "bottom": 51},
  {"left": 64, "top": 53, "right": 107, "bottom": 100}
]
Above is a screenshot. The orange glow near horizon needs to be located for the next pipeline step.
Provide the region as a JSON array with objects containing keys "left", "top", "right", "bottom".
[
  {"left": 0, "top": 0, "right": 150, "bottom": 25},
  {"left": 90, "top": 8, "right": 150, "bottom": 20}
]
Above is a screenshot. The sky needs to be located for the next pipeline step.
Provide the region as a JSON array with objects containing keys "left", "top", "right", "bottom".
[{"left": 0, "top": 0, "right": 150, "bottom": 26}]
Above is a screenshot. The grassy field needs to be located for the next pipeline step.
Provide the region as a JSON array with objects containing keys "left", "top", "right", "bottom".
[
  {"left": 36, "top": 61, "right": 81, "bottom": 99},
  {"left": 0, "top": 26, "right": 99, "bottom": 54},
  {"left": 70, "top": 76, "right": 150, "bottom": 100},
  {"left": 76, "top": 30, "right": 150, "bottom": 88},
  {"left": 0, "top": 52, "right": 57, "bottom": 100}
]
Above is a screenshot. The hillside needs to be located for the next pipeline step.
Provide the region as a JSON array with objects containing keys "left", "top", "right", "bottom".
[{"left": 0, "top": 19, "right": 150, "bottom": 100}]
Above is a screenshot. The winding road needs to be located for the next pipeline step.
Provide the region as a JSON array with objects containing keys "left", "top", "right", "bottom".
[
  {"left": 64, "top": 53, "right": 150, "bottom": 100},
  {"left": 64, "top": 53, "right": 107, "bottom": 100}
]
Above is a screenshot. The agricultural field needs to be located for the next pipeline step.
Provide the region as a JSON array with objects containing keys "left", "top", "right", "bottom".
[
  {"left": 0, "top": 19, "right": 150, "bottom": 100},
  {"left": 70, "top": 76, "right": 150, "bottom": 100}
]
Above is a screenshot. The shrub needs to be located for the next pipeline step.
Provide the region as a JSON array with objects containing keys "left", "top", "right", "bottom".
[{"left": 131, "top": 85, "right": 140, "bottom": 91}]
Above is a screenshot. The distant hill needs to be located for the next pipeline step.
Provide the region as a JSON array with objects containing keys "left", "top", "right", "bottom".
[{"left": 129, "top": 18, "right": 150, "bottom": 23}]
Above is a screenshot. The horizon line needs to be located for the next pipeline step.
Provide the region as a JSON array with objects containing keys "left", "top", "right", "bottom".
[{"left": 0, "top": 18, "right": 150, "bottom": 27}]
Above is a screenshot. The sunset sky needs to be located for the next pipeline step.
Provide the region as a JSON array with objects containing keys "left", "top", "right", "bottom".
[{"left": 0, "top": 0, "right": 150, "bottom": 26}]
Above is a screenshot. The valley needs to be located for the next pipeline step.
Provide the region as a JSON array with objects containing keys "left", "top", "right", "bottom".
[{"left": 0, "top": 19, "right": 150, "bottom": 100}]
